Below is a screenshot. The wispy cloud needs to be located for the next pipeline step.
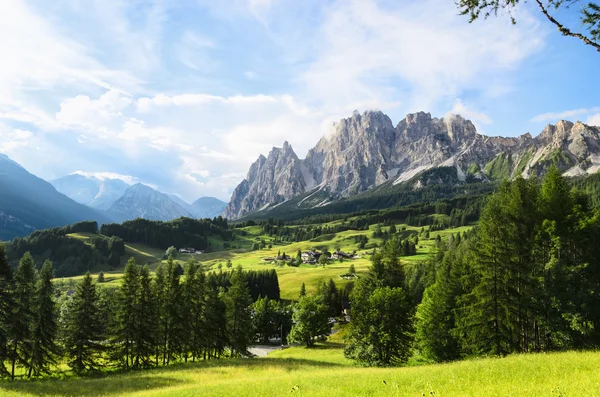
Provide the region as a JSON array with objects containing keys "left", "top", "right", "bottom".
[
  {"left": 5, "top": 0, "right": 596, "bottom": 203},
  {"left": 531, "top": 107, "right": 600, "bottom": 123}
]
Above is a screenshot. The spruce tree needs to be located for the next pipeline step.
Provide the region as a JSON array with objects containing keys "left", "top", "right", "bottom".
[
  {"left": 299, "top": 282, "right": 306, "bottom": 297},
  {"left": 160, "top": 258, "right": 185, "bottom": 365},
  {"left": 9, "top": 252, "right": 36, "bottom": 379},
  {"left": 135, "top": 265, "right": 157, "bottom": 367},
  {"left": 204, "top": 286, "right": 227, "bottom": 359},
  {"left": 64, "top": 272, "right": 104, "bottom": 373},
  {"left": 224, "top": 266, "right": 254, "bottom": 357},
  {"left": 28, "top": 260, "right": 60, "bottom": 377},
  {"left": 182, "top": 261, "right": 206, "bottom": 362},
  {"left": 0, "top": 243, "right": 13, "bottom": 377},
  {"left": 114, "top": 258, "right": 140, "bottom": 369},
  {"left": 153, "top": 263, "right": 167, "bottom": 366}
]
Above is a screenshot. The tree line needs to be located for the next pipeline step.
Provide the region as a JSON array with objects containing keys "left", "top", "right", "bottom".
[
  {"left": 5, "top": 223, "right": 125, "bottom": 277},
  {"left": 338, "top": 167, "right": 600, "bottom": 366},
  {"left": 0, "top": 250, "right": 298, "bottom": 378},
  {"left": 101, "top": 217, "right": 232, "bottom": 251}
]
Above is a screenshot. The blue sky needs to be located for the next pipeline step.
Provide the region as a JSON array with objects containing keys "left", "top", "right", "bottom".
[{"left": 0, "top": 0, "right": 598, "bottom": 202}]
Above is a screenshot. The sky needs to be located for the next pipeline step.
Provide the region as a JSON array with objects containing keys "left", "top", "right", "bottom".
[{"left": 0, "top": 0, "right": 599, "bottom": 203}]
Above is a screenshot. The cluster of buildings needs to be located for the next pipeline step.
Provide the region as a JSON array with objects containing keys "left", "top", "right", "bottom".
[
  {"left": 178, "top": 248, "right": 204, "bottom": 254},
  {"left": 262, "top": 250, "right": 357, "bottom": 265}
]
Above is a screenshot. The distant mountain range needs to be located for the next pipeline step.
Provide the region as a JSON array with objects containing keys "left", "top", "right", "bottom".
[
  {"left": 52, "top": 174, "right": 130, "bottom": 210},
  {"left": 0, "top": 154, "right": 108, "bottom": 240},
  {"left": 0, "top": 156, "right": 227, "bottom": 240},
  {"left": 224, "top": 110, "right": 600, "bottom": 219},
  {"left": 51, "top": 174, "right": 227, "bottom": 223}
]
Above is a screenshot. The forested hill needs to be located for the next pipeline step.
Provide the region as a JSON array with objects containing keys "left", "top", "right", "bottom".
[
  {"left": 4, "top": 217, "right": 232, "bottom": 277},
  {"left": 100, "top": 216, "right": 231, "bottom": 250}
]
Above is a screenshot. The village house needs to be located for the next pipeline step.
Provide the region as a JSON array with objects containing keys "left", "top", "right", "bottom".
[
  {"left": 179, "top": 247, "right": 196, "bottom": 253},
  {"left": 301, "top": 250, "right": 322, "bottom": 264},
  {"left": 331, "top": 251, "right": 355, "bottom": 260}
]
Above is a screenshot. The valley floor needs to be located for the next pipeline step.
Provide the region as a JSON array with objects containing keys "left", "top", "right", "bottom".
[{"left": 2, "top": 344, "right": 599, "bottom": 396}]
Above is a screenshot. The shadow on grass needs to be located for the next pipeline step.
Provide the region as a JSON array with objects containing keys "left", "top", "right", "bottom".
[
  {"left": 0, "top": 357, "right": 344, "bottom": 396},
  {"left": 0, "top": 375, "right": 183, "bottom": 397}
]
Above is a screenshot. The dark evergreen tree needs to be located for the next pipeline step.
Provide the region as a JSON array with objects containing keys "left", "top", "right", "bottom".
[
  {"left": 135, "top": 265, "right": 157, "bottom": 367},
  {"left": 114, "top": 258, "right": 140, "bottom": 369},
  {"left": 9, "top": 252, "right": 36, "bottom": 379},
  {"left": 0, "top": 243, "right": 13, "bottom": 377},
  {"left": 224, "top": 266, "right": 254, "bottom": 357},
  {"left": 64, "top": 272, "right": 104, "bottom": 373},
  {"left": 28, "top": 260, "right": 60, "bottom": 377},
  {"left": 204, "top": 286, "right": 227, "bottom": 359},
  {"left": 182, "top": 261, "right": 206, "bottom": 362}
]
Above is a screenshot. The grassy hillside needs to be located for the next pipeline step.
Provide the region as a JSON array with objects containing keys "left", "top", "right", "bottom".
[
  {"left": 57, "top": 222, "right": 470, "bottom": 299},
  {"left": 1, "top": 346, "right": 597, "bottom": 396}
]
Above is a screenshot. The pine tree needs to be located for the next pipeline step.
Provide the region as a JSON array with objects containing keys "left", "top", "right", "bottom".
[
  {"left": 9, "top": 252, "right": 36, "bottom": 379},
  {"left": 28, "top": 260, "right": 60, "bottom": 377},
  {"left": 161, "top": 258, "right": 185, "bottom": 365},
  {"left": 415, "top": 245, "right": 466, "bottom": 362},
  {"left": 182, "top": 261, "right": 206, "bottom": 362},
  {"left": 224, "top": 266, "right": 254, "bottom": 357},
  {"left": 64, "top": 272, "right": 104, "bottom": 373},
  {"left": 0, "top": 243, "right": 13, "bottom": 378},
  {"left": 114, "top": 258, "right": 140, "bottom": 369},
  {"left": 135, "top": 265, "right": 157, "bottom": 367},
  {"left": 299, "top": 282, "right": 306, "bottom": 297},
  {"left": 153, "top": 263, "right": 167, "bottom": 366},
  {"left": 204, "top": 286, "right": 227, "bottom": 359}
]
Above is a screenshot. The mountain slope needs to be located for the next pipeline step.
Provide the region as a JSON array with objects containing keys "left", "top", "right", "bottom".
[
  {"left": 108, "top": 183, "right": 194, "bottom": 222},
  {"left": 190, "top": 197, "right": 227, "bottom": 218},
  {"left": 0, "top": 154, "right": 107, "bottom": 240},
  {"left": 52, "top": 174, "right": 130, "bottom": 210},
  {"left": 224, "top": 110, "right": 600, "bottom": 219}
]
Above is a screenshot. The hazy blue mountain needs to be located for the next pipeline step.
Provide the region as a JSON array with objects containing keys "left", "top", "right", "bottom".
[
  {"left": 52, "top": 174, "right": 130, "bottom": 210},
  {"left": 0, "top": 154, "right": 108, "bottom": 240},
  {"left": 167, "top": 194, "right": 196, "bottom": 215},
  {"left": 107, "top": 183, "right": 194, "bottom": 222},
  {"left": 190, "top": 197, "right": 227, "bottom": 218}
]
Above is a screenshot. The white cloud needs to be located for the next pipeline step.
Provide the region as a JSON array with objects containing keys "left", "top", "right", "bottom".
[
  {"left": 300, "top": 0, "right": 544, "bottom": 113},
  {"left": 588, "top": 114, "right": 600, "bottom": 127},
  {"left": 450, "top": 99, "right": 492, "bottom": 125},
  {"left": 72, "top": 171, "right": 138, "bottom": 185},
  {"left": 0, "top": 0, "right": 556, "bottom": 204},
  {"left": 531, "top": 107, "right": 600, "bottom": 123}
]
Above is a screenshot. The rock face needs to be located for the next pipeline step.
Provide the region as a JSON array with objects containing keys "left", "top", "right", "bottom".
[
  {"left": 224, "top": 110, "right": 600, "bottom": 219},
  {"left": 225, "top": 141, "right": 307, "bottom": 217},
  {"left": 108, "top": 183, "right": 194, "bottom": 222}
]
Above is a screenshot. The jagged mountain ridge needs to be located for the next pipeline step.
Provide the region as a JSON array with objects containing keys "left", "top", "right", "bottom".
[{"left": 224, "top": 110, "right": 600, "bottom": 219}]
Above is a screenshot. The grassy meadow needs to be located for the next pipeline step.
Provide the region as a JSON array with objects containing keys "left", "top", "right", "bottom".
[
  {"left": 1, "top": 342, "right": 598, "bottom": 396},
  {"left": 58, "top": 221, "right": 471, "bottom": 300}
]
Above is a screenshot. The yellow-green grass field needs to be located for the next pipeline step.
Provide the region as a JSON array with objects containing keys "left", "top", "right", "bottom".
[
  {"left": 57, "top": 224, "right": 471, "bottom": 299},
  {"left": 2, "top": 344, "right": 598, "bottom": 396}
]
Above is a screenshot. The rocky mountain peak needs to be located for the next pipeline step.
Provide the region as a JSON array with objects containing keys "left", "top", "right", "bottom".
[
  {"left": 224, "top": 110, "right": 600, "bottom": 219},
  {"left": 441, "top": 114, "right": 478, "bottom": 143}
]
